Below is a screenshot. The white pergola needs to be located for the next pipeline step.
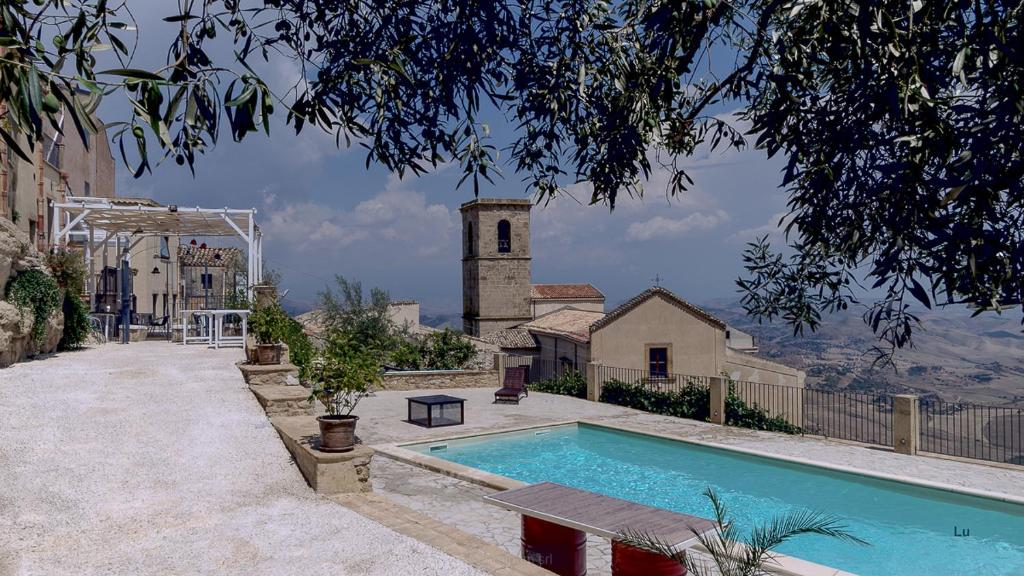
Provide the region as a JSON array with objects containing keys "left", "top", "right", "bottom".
[{"left": 51, "top": 196, "right": 263, "bottom": 302}]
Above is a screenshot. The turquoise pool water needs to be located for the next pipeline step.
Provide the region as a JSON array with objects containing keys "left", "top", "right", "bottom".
[{"left": 408, "top": 423, "right": 1024, "bottom": 575}]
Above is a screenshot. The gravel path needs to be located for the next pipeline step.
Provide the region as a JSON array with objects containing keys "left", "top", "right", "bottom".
[{"left": 0, "top": 342, "right": 484, "bottom": 576}]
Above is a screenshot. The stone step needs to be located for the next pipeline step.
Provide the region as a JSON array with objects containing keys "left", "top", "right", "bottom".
[
  {"left": 250, "top": 384, "right": 314, "bottom": 417},
  {"left": 238, "top": 362, "right": 300, "bottom": 387}
]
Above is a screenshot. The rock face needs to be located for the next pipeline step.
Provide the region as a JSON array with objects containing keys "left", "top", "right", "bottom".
[{"left": 0, "top": 218, "right": 64, "bottom": 368}]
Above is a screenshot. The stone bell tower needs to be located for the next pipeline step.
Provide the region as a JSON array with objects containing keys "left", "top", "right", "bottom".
[{"left": 460, "top": 199, "right": 533, "bottom": 338}]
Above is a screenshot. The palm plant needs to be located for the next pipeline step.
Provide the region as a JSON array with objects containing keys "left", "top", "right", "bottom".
[{"left": 617, "top": 487, "right": 868, "bottom": 576}]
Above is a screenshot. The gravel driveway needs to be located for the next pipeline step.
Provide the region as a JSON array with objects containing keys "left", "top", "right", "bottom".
[{"left": 0, "top": 342, "right": 483, "bottom": 576}]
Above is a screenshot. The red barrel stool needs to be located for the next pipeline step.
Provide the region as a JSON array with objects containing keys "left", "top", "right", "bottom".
[
  {"left": 611, "top": 540, "right": 686, "bottom": 576},
  {"left": 521, "top": 516, "right": 587, "bottom": 576}
]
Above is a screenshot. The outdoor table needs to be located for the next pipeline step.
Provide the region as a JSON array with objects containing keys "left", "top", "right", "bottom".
[
  {"left": 484, "top": 482, "right": 716, "bottom": 576},
  {"left": 180, "top": 310, "right": 215, "bottom": 346},
  {"left": 407, "top": 395, "right": 466, "bottom": 428},
  {"left": 211, "top": 309, "right": 249, "bottom": 349}
]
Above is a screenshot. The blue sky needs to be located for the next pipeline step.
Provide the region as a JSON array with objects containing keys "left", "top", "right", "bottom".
[{"left": 99, "top": 4, "right": 793, "bottom": 315}]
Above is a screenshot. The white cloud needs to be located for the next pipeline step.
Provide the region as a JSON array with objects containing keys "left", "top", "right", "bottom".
[
  {"left": 625, "top": 209, "right": 730, "bottom": 241},
  {"left": 728, "top": 211, "right": 794, "bottom": 244},
  {"left": 261, "top": 175, "right": 455, "bottom": 255}
]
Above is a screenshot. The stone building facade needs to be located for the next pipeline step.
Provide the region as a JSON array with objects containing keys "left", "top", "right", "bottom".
[{"left": 460, "top": 199, "right": 533, "bottom": 337}]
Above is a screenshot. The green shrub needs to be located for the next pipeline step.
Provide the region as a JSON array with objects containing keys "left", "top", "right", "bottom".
[
  {"left": 600, "top": 379, "right": 710, "bottom": 420},
  {"left": 530, "top": 370, "right": 587, "bottom": 398},
  {"left": 46, "top": 249, "right": 91, "bottom": 351},
  {"left": 45, "top": 249, "right": 86, "bottom": 295},
  {"left": 281, "top": 317, "right": 314, "bottom": 380},
  {"left": 419, "top": 328, "right": 475, "bottom": 370},
  {"left": 599, "top": 378, "right": 801, "bottom": 434},
  {"left": 60, "top": 295, "right": 91, "bottom": 350},
  {"left": 386, "top": 329, "right": 476, "bottom": 371},
  {"left": 309, "top": 330, "right": 381, "bottom": 415},
  {"left": 725, "top": 388, "right": 802, "bottom": 434},
  {"left": 5, "top": 269, "right": 61, "bottom": 348},
  {"left": 249, "top": 301, "right": 289, "bottom": 344},
  {"left": 389, "top": 338, "right": 423, "bottom": 370}
]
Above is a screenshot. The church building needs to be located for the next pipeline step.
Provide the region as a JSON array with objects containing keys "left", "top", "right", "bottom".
[{"left": 460, "top": 198, "right": 803, "bottom": 388}]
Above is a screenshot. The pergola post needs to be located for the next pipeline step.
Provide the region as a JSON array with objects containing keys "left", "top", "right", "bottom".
[
  {"left": 50, "top": 201, "right": 61, "bottom": 252},
  {"left": 86, "top": 226, "right": 95, "bottom": 309},
  {"left": 247, "top": 211, "right": 255, "bottom": 299}
]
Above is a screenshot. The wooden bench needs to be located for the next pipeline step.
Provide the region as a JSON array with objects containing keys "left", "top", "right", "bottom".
[{"left": 484, "top": 482, "right": 716, "bottom": 576}]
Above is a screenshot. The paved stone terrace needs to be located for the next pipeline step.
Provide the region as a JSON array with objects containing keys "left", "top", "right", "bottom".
[{"left": 0, "top": 343, "right": 484, "bottom": 576}]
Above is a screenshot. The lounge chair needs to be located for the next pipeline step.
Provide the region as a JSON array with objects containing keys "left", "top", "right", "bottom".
[{"left": 495, "top": 366, "right": 528, "bottom": 404}]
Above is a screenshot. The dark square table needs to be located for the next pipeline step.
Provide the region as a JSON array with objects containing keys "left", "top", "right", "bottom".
[{"left": 407, "top": 394, "right": 465, "bottom": 428}]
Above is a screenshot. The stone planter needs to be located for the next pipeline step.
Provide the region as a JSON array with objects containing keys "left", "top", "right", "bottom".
[
  {"left": 256, "top": 343, "right": 282, "bottom": 365},
  {"left": 317, "top": 415, "right": 358, "bottom": 452}
]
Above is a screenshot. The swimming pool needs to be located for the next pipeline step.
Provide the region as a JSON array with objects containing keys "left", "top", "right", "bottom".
[{"left": 406, "top": 423, "right": 1024, "bottom": 576}]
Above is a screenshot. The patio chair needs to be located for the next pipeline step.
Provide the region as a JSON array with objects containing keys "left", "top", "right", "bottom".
[
  {"left": 495, "top": 366, "right": 528, "bottom": 404},
  {"left": 147, "top": 315, "right": 170, "bottom": 340}
]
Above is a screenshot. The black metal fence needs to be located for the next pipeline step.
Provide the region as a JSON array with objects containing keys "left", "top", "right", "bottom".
[
  {"left": 505, "top": 355, "right": 576, "bottom": 384},
  {"left": 595, "top": 364, "right": 712, "bottom": 394},
  {"left": 919, "top": 399, "right": 1024, "bottom": 465},
  {"left": 800, "top": 388, "right": 894, "bottom": 447}
]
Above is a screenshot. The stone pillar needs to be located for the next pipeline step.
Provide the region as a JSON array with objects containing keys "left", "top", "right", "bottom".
[
  {"left": 252, "top": 284, "right": 277, "bottom": 309},
  {"left": 894, "top": 395, "right": 919, "bottom": 455},
  {"left": 709, "top": 377, "right": 727, "bottom": 425},
  {"left": 494, "top": 353, "right": 508, "bottom": 386},
  {"left": 586, "top": 362, "right": 601, "bottom": 402}
]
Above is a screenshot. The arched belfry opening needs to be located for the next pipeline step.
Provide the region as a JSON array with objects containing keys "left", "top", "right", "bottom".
[{"left": 497, "top": 219, "right": 511, "bottom": 253}]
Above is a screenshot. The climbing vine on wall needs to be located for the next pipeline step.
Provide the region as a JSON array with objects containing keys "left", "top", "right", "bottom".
[{"left": 5, "top": 270, "right": 61, "bottom": 349}]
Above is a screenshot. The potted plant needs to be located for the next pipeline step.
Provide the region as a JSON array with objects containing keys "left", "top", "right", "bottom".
[
  {"left": 309, "top": 331, "right": 381, "bottom": 452},
  {"left": 616, "top": 486, "right": 866, "bottom": 576},
  {"left": 249, "top": 302, "right": 287, "bottom": 364}
]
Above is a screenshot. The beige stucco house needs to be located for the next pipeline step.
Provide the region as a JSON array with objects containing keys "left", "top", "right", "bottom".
[{"left": 494, "top": 286, "right": 804, "bottom": 388}]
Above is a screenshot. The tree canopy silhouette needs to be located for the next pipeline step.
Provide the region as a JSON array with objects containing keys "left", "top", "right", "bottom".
[{"left": 1, "top": 0, "right": 1021, "bottom": 358}]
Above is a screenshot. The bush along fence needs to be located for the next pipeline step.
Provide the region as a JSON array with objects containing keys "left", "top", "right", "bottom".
[
  {"left": 593, "top": 365, "right": 800, "bottom": 434},
  {"left": 503, "top": 354, "right": 1024, "bottom": 467}
]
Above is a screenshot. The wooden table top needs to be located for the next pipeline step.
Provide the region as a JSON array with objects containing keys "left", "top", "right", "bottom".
[{"left": 484, "top": 482, "right": 717, "bottom": 549}]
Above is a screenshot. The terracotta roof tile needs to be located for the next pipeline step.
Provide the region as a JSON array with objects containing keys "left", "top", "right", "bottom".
[
  {"left": 520, "top": 308, "right": 606, "bottom": 343},
  {"left": 177, "top": 245, "right": 241, "bottom": 267},
  {"left": 531, "top": 284, "right": 605, "bottom": 300},
  {"left": 482, "top": 328, "right": 539, "bottom": 349},
  {"left": 590, "top": 287, "right": 725, "bottom": 333}
]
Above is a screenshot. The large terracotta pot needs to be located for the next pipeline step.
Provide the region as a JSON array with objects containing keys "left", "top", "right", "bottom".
[
  {"left": 256, "top": 343, "right": 281, "bottom": 365},
  {"left": 317, "top": 415, "right": 359, "bottom": 452},
  {"left": 521, "top": 516, "right": 587, "bottom": 576},
  {"left": 611, "top": 541, "right": 686, "bottom": 576}
]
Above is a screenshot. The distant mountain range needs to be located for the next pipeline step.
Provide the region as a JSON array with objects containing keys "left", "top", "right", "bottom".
[{"left": 704, "top": 301, "right": 1024, "bottom": 408}]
